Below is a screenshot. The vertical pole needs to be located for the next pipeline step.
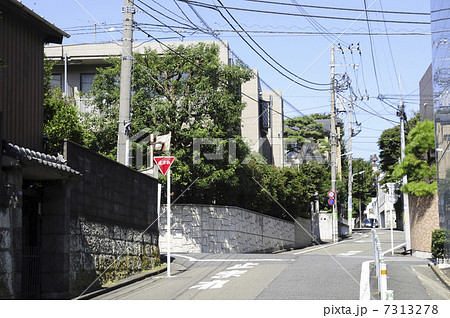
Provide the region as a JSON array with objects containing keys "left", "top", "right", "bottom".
[
  {"left": 390, "top": 203, "right": 394, "bottom": 255},
  {"left": 330, "top": 44, "right": 338, "bottom": 242},
  {"left": 399, "top": 99, "right": 411, "bottom": 251},
  {"left": 359, "top": 196, "right": 362, "bottom": 228},
  {"left": 150, "top": 134, "right": 154, "bottom": 168},
  {"left": 167, "top": 168, "right": 171, "bottom": 277},
  {"left": 347, "top": 93, "right": 353, "bottom": 235},
  {"left": 64, "top": 53, "right": 68, "bottom": 96},
  {"left": 117, "top": 0, "right": 134, "bottom": 165},
  {"left": 157, "top": 183, "right": 162, "bottom": 229}
]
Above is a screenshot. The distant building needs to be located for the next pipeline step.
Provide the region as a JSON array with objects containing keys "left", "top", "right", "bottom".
[
  {"left": 45, "top": 41, "right": 285, "bottom": 166},
  {"left": 419, "top": 64, "right": 434, "bottom": 122}
]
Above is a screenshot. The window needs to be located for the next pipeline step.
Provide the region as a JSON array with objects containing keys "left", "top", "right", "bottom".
[
  {"left": 80, "top": 73, "right": 96, "bottom": 92},
  {"left": 50, "top": 73, "right": 62, "bottom": 89}
]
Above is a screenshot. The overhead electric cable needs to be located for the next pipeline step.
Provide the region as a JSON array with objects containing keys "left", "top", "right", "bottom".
[
  {"left": 179, "top": 0, "right": 431, "bottom": 25},
  {"left": 363, "top": 0, "right": 381, "bottom": 95},
  {"left": 216, "top": 0, "right": 329, "bottom": 88},
  {"left": 245, "top": 0, "right": 430, "bottom": 16}
]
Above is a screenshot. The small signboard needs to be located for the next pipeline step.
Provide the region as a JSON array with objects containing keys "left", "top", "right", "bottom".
[
  {"left": 328, "top": 198, "right": 335, "bottom": 205},
  {"left": 154, "top": 156, "right": 175, "bottom": 175}
]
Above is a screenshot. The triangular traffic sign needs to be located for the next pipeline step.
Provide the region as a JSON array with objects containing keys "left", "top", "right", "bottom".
[{"left": 154, "top": 156, "right": 175, "bottom": 175}]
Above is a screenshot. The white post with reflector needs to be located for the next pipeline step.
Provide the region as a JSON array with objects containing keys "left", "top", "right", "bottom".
[
  {"left": 380, "top": 263, "right": 388, "bottom": 300},
  {"left": 154, "top": 156, "right": 175, "bottom": 277}
]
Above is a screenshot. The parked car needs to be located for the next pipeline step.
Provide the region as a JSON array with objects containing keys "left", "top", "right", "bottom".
[{"left": 362, "top": 218, "right": 378, "bottom": 228}]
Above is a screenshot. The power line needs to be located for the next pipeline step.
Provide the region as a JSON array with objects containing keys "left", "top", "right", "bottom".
[
  {"left": 363, "top": 0, "right": 381, "bottom": 95},
  {"left": 179, "top": 0, "right": 431, "bottom": 25},
  {"left": 180, "top": 0, "right": 309, "bottom": 116},
  {"left": 215, "top": 0, "right": 330, "bottom": 89},
  {"left": 245, "top": 0, "right": 430, "bottom": 16},
  {"left": 136, "top": 26, "right": 299, "bottom": 120}
]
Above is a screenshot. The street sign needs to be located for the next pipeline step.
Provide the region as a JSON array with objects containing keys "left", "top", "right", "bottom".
[
  {"left": 154, "top": 156, "right": 175, "bottom": 175},
  {"left": 328, "top": 198, "right": 335, "bottom": 205},
  {"left": 327, "top": 190, "right": 335, "bottom": 198}
]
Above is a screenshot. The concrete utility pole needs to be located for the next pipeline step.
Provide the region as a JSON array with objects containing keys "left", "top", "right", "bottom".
[
  {"left": 117, "top": 0, "right": 135, "bottom": 165},
  {"left": 330, "top": 44, "right": 338, "bottom": 242},
  {"left": 398, "top": 99, "right": 412, "bottom": 251},
  {"left": 347, "top": 93, "right": 353, "bottom": 235}
]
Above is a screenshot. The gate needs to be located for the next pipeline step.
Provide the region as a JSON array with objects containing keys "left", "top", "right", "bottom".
[{"left": 21, "top": 246, "right": 41, "bottom": 299}]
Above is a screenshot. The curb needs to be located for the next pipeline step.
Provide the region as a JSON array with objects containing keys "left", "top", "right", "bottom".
[
  {"left": 428, "top": 262, "right": 450, "bottom": 291},
  {"left": 74, "top": 264, "right": 167, "bottom": 300}
]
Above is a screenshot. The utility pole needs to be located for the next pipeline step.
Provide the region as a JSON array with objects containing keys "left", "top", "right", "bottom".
[
  {"left": 398, "top": 99, "right": 412, "bottom": 251},
  {"left": 347, "top": 92, "right": 353, "bottom": 235},
  {"left": 117, "top": 0, "right": 135, "bottom": 165},
  {"left": 330, "top": 44, "right": 338, "bottom": 242}
]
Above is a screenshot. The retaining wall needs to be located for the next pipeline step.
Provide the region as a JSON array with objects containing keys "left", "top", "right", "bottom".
[{"left": 159, "top": 204, "right": 296, "bottom": 253}]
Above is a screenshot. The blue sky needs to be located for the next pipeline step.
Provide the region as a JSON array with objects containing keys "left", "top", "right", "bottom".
[{"left": 21, "top": 0, "right": 432, "bottom": 161}]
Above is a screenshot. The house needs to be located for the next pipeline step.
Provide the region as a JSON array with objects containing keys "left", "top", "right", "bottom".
[
  {"left": 0, "top": 1, "right": 159, "bottom": 299},
  {"left": 44, "top": 41, "right": 285, "bottom": 166}
]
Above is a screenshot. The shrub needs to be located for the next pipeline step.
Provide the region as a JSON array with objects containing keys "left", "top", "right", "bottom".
[{"left": 431, "top": 229, "right": 448, "bottom": 259}]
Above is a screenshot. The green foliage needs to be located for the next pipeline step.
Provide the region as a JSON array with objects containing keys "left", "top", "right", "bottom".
[
  {"left": 239, "top": 160, "right": 329, "bottom": 219},
  {"left": 431, "top": 229, "right": 449, "bottom": 259},
  {"left": 378, "top": 113, "right": 420, "bottom": 182},
  {"left": 43, "top": 58, "right": 87, "bottom": 153},
  {"left": 284, "top": 115, "right": 330, "bottom": 157},
  {"left": 43, "top": 89, "right": 86, "bottom": 153},
  {"left": 392, "top": 119, "right": 437, "bottom": 196},
  {"left": 351, "top": 159, "right": 376, "bottom": 214}
]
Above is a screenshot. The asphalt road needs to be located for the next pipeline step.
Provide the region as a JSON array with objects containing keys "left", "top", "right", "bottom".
[{"left": 92, "top": 229, "right": 450, "bottom": 300}]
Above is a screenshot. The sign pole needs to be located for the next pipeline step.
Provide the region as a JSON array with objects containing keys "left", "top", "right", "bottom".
[
  {"left": 167, "top": 167, "right": 171, "bottom": 277},
  {"left": 154, "top": 156, "right": 175, "bottom": 278},
  {"left": 390, "top": 204, "right": 394, "bottom": 256}
]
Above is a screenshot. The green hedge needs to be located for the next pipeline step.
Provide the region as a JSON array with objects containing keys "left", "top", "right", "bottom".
[{"left": 431, "top": 229, "right": 449, "bottom": 259}]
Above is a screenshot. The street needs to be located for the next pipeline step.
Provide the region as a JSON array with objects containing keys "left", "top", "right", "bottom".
[{"left": 92, "top": 229, "right": 450, "bottom": 300}]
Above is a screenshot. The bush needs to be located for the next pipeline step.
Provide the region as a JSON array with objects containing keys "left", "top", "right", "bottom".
[{"left": 431, "top": 229, "right": 448, "bottom": 259}]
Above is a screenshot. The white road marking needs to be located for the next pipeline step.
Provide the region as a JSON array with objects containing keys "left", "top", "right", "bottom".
[
  {"left": 360, "top": 260, "right": 372, "bottom": 300},
  {"left": 338, "top": 250, "right": 363, "bottom": 256},
  {"left": 172, "top": 254, "right": 294, "bottom": 262},
  {"left": 227, "top": 263, "right": 259, "bottom": 270},
  {"left": 211, "top": 270, "right": 247, "bottom": 279},
  {"left": 294, "top": 234, "right": 368, "bottom": 255},
  {"left": 189, "top": 280, "right": 229, "bottom": 290}
]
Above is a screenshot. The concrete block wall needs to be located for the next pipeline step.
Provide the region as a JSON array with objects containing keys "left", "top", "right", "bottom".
[
  {"left": 159, "top": 204, "right": 295, "bottom": 253},
  {"left": 64, "top": 141, "right": 160, "bottom": 297}
]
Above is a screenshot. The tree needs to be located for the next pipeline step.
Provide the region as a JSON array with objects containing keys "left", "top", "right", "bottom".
[
  {"left": 284, "top": 115, "right": 330, "bottom": 163},
  {"left": 43, "top": 59, "right": 87, "bottom": 153},
  {"left": 351, "top": 158, "right": 376, "bottom": 217},
  {"left": 392, "top": 119, "right": 437, "bottom": 196},
  {"left": 87, "top": 43, "right": 254, "bottom": 205},
  {"left": 377, "top": 113, "right": 420, "bottom": 182}
]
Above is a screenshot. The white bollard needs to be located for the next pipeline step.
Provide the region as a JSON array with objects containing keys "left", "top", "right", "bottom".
[{"left": 380, "top": 263, "right": 388, "bottom": 300}]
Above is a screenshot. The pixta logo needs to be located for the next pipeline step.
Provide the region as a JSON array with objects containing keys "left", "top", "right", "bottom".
[{"left": 192, "top": 137, "right": 325, "bottom": 165}]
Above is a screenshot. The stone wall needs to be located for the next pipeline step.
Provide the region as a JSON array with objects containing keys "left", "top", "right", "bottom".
[
  {"left": 409, "top": 192, "right": 440, "bottom": 254},
  {"left": 64, "top": 141, "right": 160, "bottom": 297},
  {"left": 0, "top": 168, "right": 22, "bottom": 299},
  {"left": 69, "top": 217, "right": 160, "bottom": 296},
  {"left": 159, "top": 204, "right": 295, "bottom": 253}
]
